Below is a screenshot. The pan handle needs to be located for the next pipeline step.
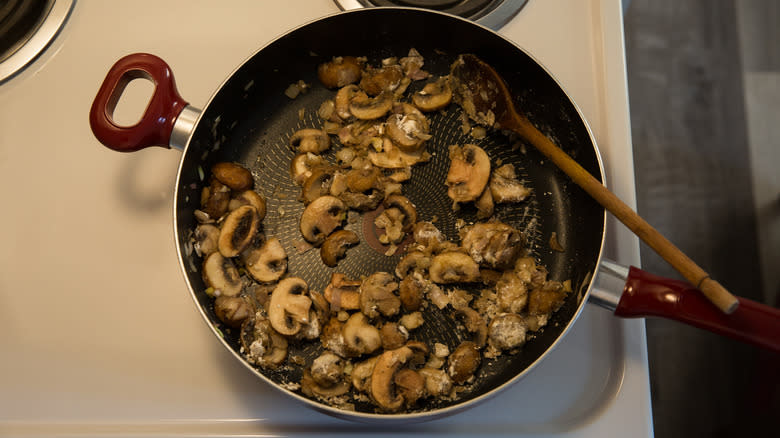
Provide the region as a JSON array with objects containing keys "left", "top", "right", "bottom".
[
  {"left": 592, "top": 261, "right": 780, "bottom": 352},
  {"left": 89, "top": 53, "right": 199, "bottom": 152}
]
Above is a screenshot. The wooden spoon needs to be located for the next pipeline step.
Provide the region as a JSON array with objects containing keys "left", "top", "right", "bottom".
[{"left": 450, "top": 54, "right": 739, "bottom": 314}]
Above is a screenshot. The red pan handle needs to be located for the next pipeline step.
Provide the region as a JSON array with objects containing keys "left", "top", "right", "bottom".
[
  {"left": 615, "top": 266, "right": 780, "bottom": 352},
  {"left": 89, "top": 53, "right": 188, "bottom": 152}
]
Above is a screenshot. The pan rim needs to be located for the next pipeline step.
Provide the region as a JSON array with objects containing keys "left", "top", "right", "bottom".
[{"left": 172, "top": 6, "right": 608, "bottom": 422}]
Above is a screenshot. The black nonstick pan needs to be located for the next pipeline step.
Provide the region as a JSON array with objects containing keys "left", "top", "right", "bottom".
[{"left": 90, "top": 7, "right": 780, "bottom": 423}]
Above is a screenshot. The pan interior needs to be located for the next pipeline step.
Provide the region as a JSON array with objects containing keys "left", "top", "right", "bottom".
[{"left": 175, "top": 8, "right": 605, "bottom": 416}]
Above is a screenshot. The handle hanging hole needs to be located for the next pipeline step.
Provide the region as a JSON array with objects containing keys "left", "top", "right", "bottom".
[{"left": 108, "top": 71, "right": 156, "bottom": 127}]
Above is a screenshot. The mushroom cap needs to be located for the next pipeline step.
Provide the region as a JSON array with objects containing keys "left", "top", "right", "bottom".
[
  {"left": 412, "top": 76, "right": 453, "bottom": 112},
  {"left": 320, "top": 229, "right": 360, "bottom": 267},
  {"left": 445, "top": 144, "right": 491, "bottom": 203},
  {"left": 342, "top": 312, "right": 382, "bottom": 357},
  {"left": 359, "top": 272, "right": 401, "bottom": 319},
  {"left": 349, "top": 91, "right": 393, "bottom": 120},
  {"left": 290, "top": 128, "right": 331, "bottom": 154},
  {"left": 299, "top": 196, "right": 347, "bottom": 245},
  {"left": 360, "top": 64, "right": 404, "bottom": 96},
  {"left": 211, "top": 162, "right": 253, "bottom": 191},
  {"left": 267, "top": 277, "right": 312, "bottom": 336},
  {"left": 218, "top": 205, "right": 260, "bottom": 257},
  {"left": 317, "top": 56, "right": 363, "bottom": 89},
  {"left": 461, "top": 222, "right": 526, "bottom": 270},
  {"left": 202, "top": 251, "right": 242, "bottom": 297},
  {"left": 428, "top": 251, "right": 480, "bottom": 284},
  {"left": 243, "top": 237, "right": 288, "bottom": 283}
]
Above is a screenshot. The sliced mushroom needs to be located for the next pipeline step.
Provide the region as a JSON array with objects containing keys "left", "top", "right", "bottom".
[
  {"left": 383, "top": 195, "right": 417, "bottom": 232},
  {"left": 348, "top": 91, "right": 393, "bottom": 120},
  {"left": 214, "top": 295, "right": 253, "bottom": 328},
  {"left": 527, "top": 284, "right": 568, "bottom": 316},
  {"left": 301, "top": 168, "right": 333, "bottom": 205},
  {"left": 370, "top": 346, "right": 413, "bottom": 412},
  {"left": 411, "top": 221, "right": 446, "bottom": 254},
  {"left": 335, "top": 84, "right": 360, "bottom": 120},
  {"left": 412, "top": 76, "right": 452, "bottom": 112},
  {"left": 360, "top": 272, "right": 401, "bottom": 319},
  {"left": 489, "top": 163, "right": 531, "bottom": 203},
  {"left": 454, "top": 304, "right": 488, "bottom": 348},
  {"left": 461, "top": 222, "right": 525, "bottom": 270},
  {"left": 475, "top": 186, "right": 494, "bottom": 220},
  {"left": 360, "top": 64, "right": 403, "bottom": 96},
  {"left": 194, "top": 224, "right": 220, "bottom": 257},
  {"left": 394, "top": 368, "right": 425, "bottom": 407},
  {"left": 267, "top": 277, "right": 312, "bottom": 336},
  {"left": 385, "top": 112, "right": 430, "bottom": 152},
  {"left": 351, "top": 356, "right": 378, "bottom": 393},
  {"left": 321, "top": 317, "right": 349, "bottom": 358},
  {"left": 380, "top": 322, "right": 409, "bottom": 350},
  {"left": 201, "top": 178, "right": 231, "bottom": 220},
  {"left": 398, "top": 275, "right": 425, "bottom": 311},
  {"left": 241, "top": 316, "right": 288, "bottom": 369},
  {"left": 243, "top": 237, "right": 287, "bottom": 283},
  {"left": 202, "top": 252, "right": 242, "bottom": 297},
  {"left": 418, "top": 367, "right": 453, "bottom": 397},
  {"left": 374, "top": 207, "right": 406, "bottom": 245},
  {"left": 395, "top": 251, "right": 430, "bottom": 278},
  {"left": 338, "top": 188, "right": 384, "bottom": 211},
  {"left": 496, "top": 271, "right": 528, "bottom": 313},
  {"left": 368, "top": 137, "right": 429, "bottom": 169},
  {"left": 344, "top": 166, "right": 381, "bottom": 193},
  {"left": 447, "top": 341, "right": 481, "bottom": 385},
  {"left": 323, "top": 272, "right": 362, "bottom": 311},
  {"left": 320, "top": 229, "right": 359, "bottom": 267},
  {"left": 229, "top": 190, "right": 267, "bottom": 221},
  {"left": 342, "top": 312, "right": 382, "bottom": 357},
  {"left": 446, "top": 144, "right": 491, "bottom": 204},
  {"left": 211, "top": 162, "right": 253, "bottom": 191},
  {"left": 399, "top": 48, "right": 428, "bottom": 80},
  {"left": 290, "top": 152, "right": 325, "bottom": 186},
  {"left": 218, "top": 205, "right": 260, "bottom": 257},
  {"left": 299, "top": 196, "right": 347, "bottom": 245},
  {"left": 290, "top": 128, "right": 331, "bottom": 154},
  {"left": 318, "top": 56, "right": 363, "bottom": 89},
  {"left": 488, "top": 313, "right": 527, "bottom": 351},
  {"left": 428, "top": 251, "right": 480, "bottom": 283}
]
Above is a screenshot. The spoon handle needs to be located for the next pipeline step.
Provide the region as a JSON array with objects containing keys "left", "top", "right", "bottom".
[{"left": 512, "top": 114, "right": 739, "bottom": 314}]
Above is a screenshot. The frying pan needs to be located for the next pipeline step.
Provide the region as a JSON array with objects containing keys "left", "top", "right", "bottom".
[{"left": 89, "top": 7, "right": 780, "bottom": 422}]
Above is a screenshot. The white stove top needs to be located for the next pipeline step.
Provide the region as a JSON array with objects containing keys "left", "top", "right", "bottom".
[{"left": 0, "top": 1, "right": 652, "bottom": 436}]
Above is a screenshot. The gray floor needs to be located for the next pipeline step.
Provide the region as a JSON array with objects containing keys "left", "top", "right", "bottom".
[{"left": 624, "top": 0, "right": 780, "bottom": 436}]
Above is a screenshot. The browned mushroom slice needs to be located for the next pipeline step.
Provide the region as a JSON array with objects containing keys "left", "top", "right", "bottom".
[
  {"left": 446, "top": 144, "right": 491, "bottom": 205},
  {"left": 267, "top": 277, "right": 313, "bottom": 336},
  {"left": 241, "top": 316, "right": 288, "bottom": 369},
  {"left": 394, "top": 368, "right": 425, "bottom": 407},
  {"left": 379, "top": 322, "right": 409, "bottom": 350},
  {"left": 383, "top": 195, "right": 417, "bottom": 232},
  {"left": 412, "top": 76, "right": 453, "bottom": 112},
  {"left": 489, "top": 163, "right": 531, "bottom": 203},
  {"left": 300, "top": 168, "right": 334, "bottom": 205},
  {"left": 290, "top": 128, "right": 331, "bottom": 154},
  {"left": 290, "top": 152, "right": 325, "bottom": 186},
  {"left": 399, "top": 48, "right": 429, "bottom": 80},
  {"left": 527, "top": 283, "right": 568, "bottom": 316},
  {"left": 212, "top": 162, "right": 253, "bottom": 191},
  {"left": 301, "top": 352, "right": 351, "bottom": 398},
  {"left": 200, "top": 178, "right": 231, "bottom": 220},
  {"left": 299, "top": 196, "right": 347, "bottom": 245},
  {"left": 398, "top": 275, "right": 425, "bottom": 311},
  {"left": 360, "top": 272, "right": 401, "bottom": 319},
  {"left": 243, "top": 237, "right": 287, "bottom": 283},
  {"left": 344, "top": 166, "right": 381, "bottom": 193},
  {"left": 349, "top": 91, "right": 393, "bottom": 120},
  {"left": 488, "top": 313, "right": 528, "bottom": 351},
  {"left": 335, "top": 84, "right": 360, "bottom": 120},
  {"left": 395, "top": 251, "right": 430, "bottom": 278},
  {"left": 418, "top": 367, "right": 453, "bottom": 398},
  {"left": 342, "top": 312, "right": 382, "bottom": 357},
  {"left": 323, "top": 272, "right": 362, "bottom": 311},
  {"left": 317, "top": 56, "right": 364, "bottom": 89},
  {"left": 217, "top": 205, "right": 260, "bottom": 257},
  {"left": 428, "top": 252, "right": 480, "bottom": 284},
  {"left": 228, "top": 190, "right": 267, "bottom": 221},
  {"left": 214, "top": 295, "right": 253, "bottom": 328},
  {"left": 385, "top": 112, "right": 431, "bottom": 152},
  {"left": 193, "top": 224, "right": 220, "bottom": 257},
  {"left": 370, "top": 346, "right": 413, "bottom": 412},
  {"left": 360, "top": 64, "right": 404, "bottom": 96},
  {"left": 351, "top": 356, "right": 378, "bottom": 393},
  {"left": 320, "top": 230, "right": 359, "bottom": 267},
  {"left": 495, "top": 271, "right": 528, "bottom": 313},
  {"left": 461, "top": 222, "right": 525, "bottom": 270},
  {"left": 447, "top": 341, "right": 481, "bottom": 385},
  {"left": 202, "top": 252, "right": 242, "bottom": 297}
]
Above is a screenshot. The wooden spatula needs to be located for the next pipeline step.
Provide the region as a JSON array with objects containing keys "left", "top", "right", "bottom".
[{"left": 450, "top": 54, "right": 739, "bottom": 314}]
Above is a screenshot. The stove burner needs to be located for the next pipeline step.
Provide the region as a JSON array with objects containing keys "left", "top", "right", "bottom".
[
  {"left": 0, "top": 0, "right": 74, "bottom": 83},
  {"left": 334, "top": 0, "right": 528, "bottom": 30}
]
